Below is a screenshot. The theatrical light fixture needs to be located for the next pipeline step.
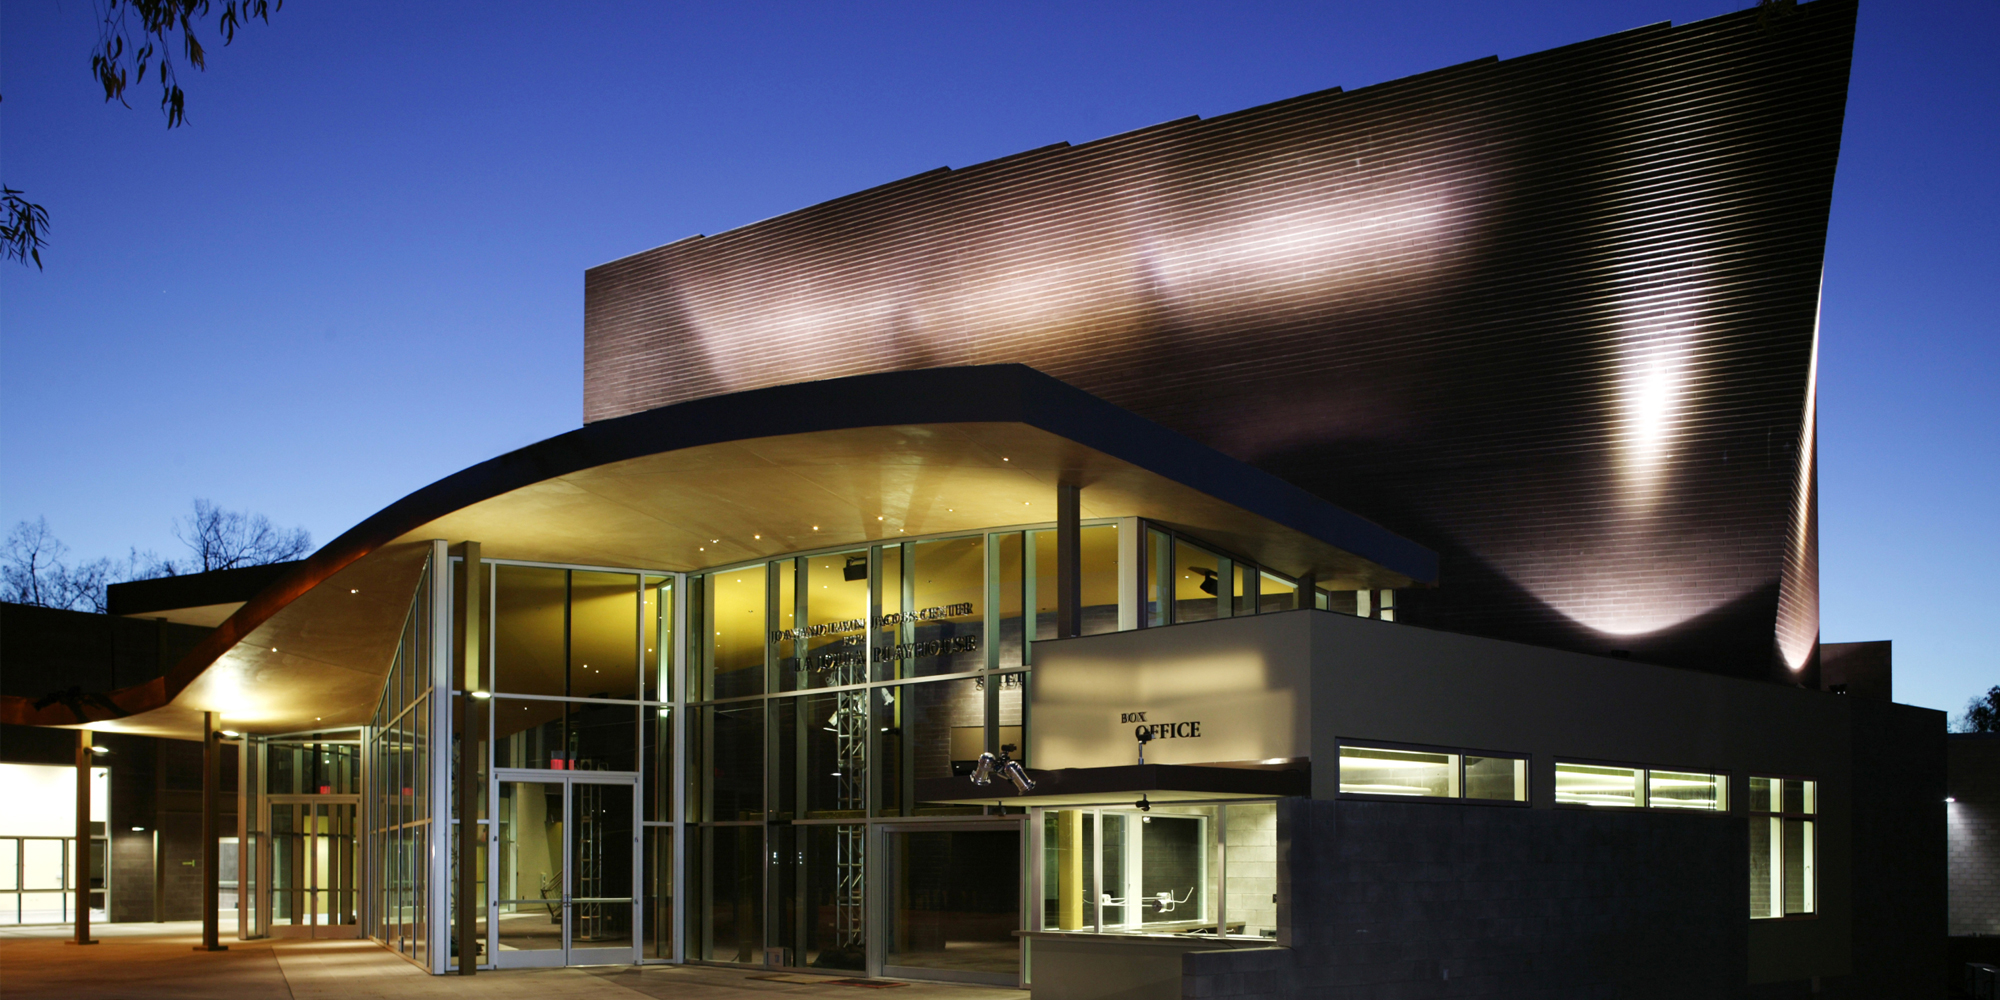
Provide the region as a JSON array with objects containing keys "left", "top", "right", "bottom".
[
  {"left": 844, "top": 555, "right": 868, "bottom": 582},
  {"left": 1191, "top": 566, "right": 1219, "bottom": 596}
]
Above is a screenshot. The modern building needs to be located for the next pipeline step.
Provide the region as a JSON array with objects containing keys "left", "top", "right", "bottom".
[{"left": 1, "top": 0, "right": 1953, "bottom": 995}]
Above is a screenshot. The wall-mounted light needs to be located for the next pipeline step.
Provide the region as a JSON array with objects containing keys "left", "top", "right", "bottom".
[
  {"left": 90, "top": 745, "right": 110, "bottom": 755},
  {"left": 220, "top": 730, "right": 239, "bottom": 738},
  {"left": 470, "top": 690, "right": 491, "bottom": 700},
  {"left": 131, "top": 826, "right": 145, "bottom": 832},
  {"left": 1947, "top": 796, "right": 1957, "bottom": 803}
]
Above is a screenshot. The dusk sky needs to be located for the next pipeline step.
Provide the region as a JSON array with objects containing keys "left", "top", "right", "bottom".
[{"left": 2, "top": 1, "right": 1992, "bottom": 715}]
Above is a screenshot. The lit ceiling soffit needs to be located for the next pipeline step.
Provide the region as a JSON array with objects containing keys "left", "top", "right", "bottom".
[{"left": 1, "top": 365, "right": 1434, "bottom": 738}]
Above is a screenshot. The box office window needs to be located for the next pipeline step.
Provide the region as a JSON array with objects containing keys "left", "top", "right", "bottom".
[
  {"left": 1035, "top": 800, "right": 1278, "bottom": 940},
  {"left": 1339, "top": 745, "right": 1526, "bottom": 802},
  {"left": 1749, "top": 777, "right": 1815, "bottom": 918}
]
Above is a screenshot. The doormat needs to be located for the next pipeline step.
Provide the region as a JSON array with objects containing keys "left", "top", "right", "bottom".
[{"left": 746, "top": 974, "right": 908, "bottom": 988}]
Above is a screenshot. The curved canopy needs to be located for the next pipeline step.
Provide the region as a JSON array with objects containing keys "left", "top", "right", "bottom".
[{"left": 6, "top": 365, "right": 1434, "bottom": 738}]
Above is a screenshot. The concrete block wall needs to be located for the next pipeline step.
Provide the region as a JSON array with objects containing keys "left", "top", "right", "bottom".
[
  {"left": 1264, "top": 796, "right": 1747, "bottom": 998},
  {"left": 1951, "top": 735, "right": 2000, "bottom": 936},
  {"left": 1225, "top": 802, "right": 1278, "bottom": 939}
]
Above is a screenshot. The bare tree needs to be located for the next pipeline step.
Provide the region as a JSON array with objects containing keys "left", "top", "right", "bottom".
[
  {"left": 3, "top": 500, "right": 309, "bottom": 612},
  {"left": 1, "top": 518, "right": 125, "bottom": 612},
  {"left": 167, "top": 497, "right": 312, "bottom": 572}
]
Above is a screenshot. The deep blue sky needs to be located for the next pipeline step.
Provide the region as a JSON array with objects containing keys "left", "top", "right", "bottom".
[{"left": 2, "top": 1, "right": 1992, "bottom": 715}]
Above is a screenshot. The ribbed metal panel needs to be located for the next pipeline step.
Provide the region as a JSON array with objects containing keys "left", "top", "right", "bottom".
[{"left": 583, "top": 1, "right": 1855, "bottom": 683}]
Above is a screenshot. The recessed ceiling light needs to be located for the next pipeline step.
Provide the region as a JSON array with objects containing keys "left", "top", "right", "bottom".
[
  {"left": 1002, "top": 457, "right": 1009, "bottom": 461},
  {"left": 754, "top": 534, "right": 761, "bottom": 539},
  {"left": 350, "top": 589, "right": 358, "bottom": 594}
]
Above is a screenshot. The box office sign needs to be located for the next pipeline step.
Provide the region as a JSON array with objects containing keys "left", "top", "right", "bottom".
[{"left": 1031, "top": 621, "right": 1310, "bottom": 769}]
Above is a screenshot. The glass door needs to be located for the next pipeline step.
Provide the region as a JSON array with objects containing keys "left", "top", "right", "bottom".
[
  {"left": 492, "top": 771, "right": 639, "bottom": 968},
  {"left": 264, "top": 797, "right": 360, "bottom": 938},
  {"left": 877, "top": 821, "right": 1023, "bottom": 986}
]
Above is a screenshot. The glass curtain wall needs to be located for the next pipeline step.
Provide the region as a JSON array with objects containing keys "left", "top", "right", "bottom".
[
  {"left": 1138, "top": 521, "right": 1383, "bottom": 626},
  {"left": 689, "top": 522, "right": 1123, "bottom": 972},
  {"left": 476, "top": 560, "right": 673, "bottom": 965},
  {"left": 367, "top": 553, "right": 438, "bottom": 967}
]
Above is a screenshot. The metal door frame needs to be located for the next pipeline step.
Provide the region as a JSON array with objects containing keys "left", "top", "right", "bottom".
[
  {"left": 262, "top": 794, "right": 361, "bottom": 939},
  {"left": 871, "top": 818, "right": 1025, "bottom": 987},
  {"left": 489, "top": 769, "right": 640, "bottom": 968}
]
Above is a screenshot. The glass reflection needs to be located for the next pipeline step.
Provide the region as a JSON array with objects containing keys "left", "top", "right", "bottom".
[{"left": 705, "top": 565, "right": 766, "bottom": 699}]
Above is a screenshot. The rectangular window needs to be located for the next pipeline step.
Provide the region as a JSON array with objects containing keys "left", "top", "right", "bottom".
[
  {"left": 1257, "top": 571, "right": 1297, "bottom": 614},
  {"left": 1554, "top": 763, "right": 1644, "bottom": 808},
  {"left": 704, "top": 565, "right": 766, "bottom": 699},
  {"left": 1339, "top": 746, "right": 1459, "bottom": 798},
  {"left": 1339, "top": 745, "right": 1527, "bottom": 802},
  {"left": 1463, "top": 755, "right": 1527, "bottom": 802},
  {"left": 1145, "top": 529, "right": 1172, "bottom": 627},
  {"left": 1647, "top": 770, "right": 1726, "bottom": 811},
  {"left": 1750, "top": 776, "right": 1815, "bottom": 918},
  {"left": 1172, "top": 538, "right": 1223, "bottom": 623}
]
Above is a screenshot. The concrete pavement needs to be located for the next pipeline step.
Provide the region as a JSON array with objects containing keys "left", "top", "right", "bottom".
[{"left": 0, "top": 923, "right": 1022, "bottom": 1000}]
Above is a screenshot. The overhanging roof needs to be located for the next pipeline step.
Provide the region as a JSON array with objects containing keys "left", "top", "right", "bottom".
[{"left": 5, "top": 365, "right": 1434, "bottom": 739}]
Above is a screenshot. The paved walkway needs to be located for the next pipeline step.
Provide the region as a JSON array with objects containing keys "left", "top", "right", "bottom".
[{"left": 0, "top": 923, "right": 1022, "bottom": 1000}]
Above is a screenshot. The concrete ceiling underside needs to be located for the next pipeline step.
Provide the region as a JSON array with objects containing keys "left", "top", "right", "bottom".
[{"left": 8, "top": 366, "right": 1433, "bottom": 741}]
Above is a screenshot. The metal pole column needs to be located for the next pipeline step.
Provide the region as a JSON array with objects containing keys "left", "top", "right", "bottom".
[
  {"left": 72, "top": 730, "right": 96, "bottom": 946},
  {"left": 1055, "top": 483, "right": 1081, "bottom": 639},
  {"left": 453, "top": 540, "right": 483, "bottom": 974},
  {"left": 197, "top": 710, "right": 228, "bottom": 951}
]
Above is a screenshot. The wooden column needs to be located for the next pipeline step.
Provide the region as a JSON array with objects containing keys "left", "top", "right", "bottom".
[
  {"left": 196, "top": 711, "right": 227, "bottom": 951},
  {"left": 1055, "top": 483, "right": 1081, "bottom": 638},
  {"left": 452, "top": 541, "right": 483, "bottom": 974},
  {"left": 72, "top": 730, "right": 95, "bottom": 946}
]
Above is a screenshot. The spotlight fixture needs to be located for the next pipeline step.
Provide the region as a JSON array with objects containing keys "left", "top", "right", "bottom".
[
  {"left": 844, "top": 555, "right": 868, "bottom": 582},
  {"left": 969, "top": 744, "right": 1035, "bottom": 793},
  {"left": 1190, "top": 566, "right": 1219, "bottom": 596}
]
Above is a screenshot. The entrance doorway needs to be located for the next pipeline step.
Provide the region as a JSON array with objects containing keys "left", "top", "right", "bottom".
[
  {"left": 877, "top": 821, "right": 1022, "bottom": 986},
  {"left": 490, "top": 770, "right": 638, "bottom": 967},
  {"left": 261, "top": 798, "right": 360, "bottom": 938}
]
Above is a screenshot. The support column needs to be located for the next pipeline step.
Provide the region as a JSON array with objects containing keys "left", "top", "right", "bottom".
[
  {"left": 451, "top": 541, "right": 483, "bottom": 974},
  {"left": 72, "top": 730, "right": 95, "bottom": 946},
  {"left": 1295, "top": 571, "right": 1317, "bottom": 611},
  {"left": 1055, "top": 482, "right": 1081, "bottom": 639},
  {"left": 196, "top": 710, "right": 227, "bottom": 951}
]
